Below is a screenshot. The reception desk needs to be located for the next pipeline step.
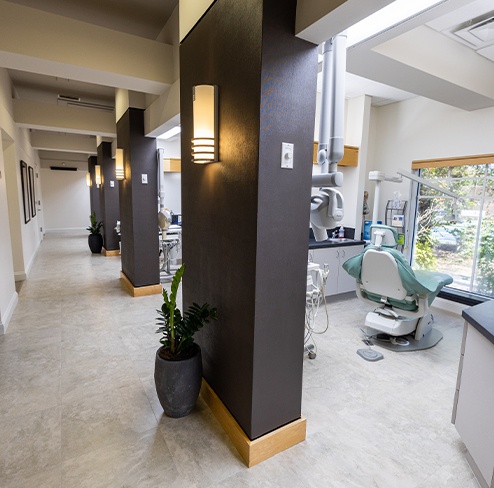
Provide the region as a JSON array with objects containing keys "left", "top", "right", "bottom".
[{"left": 452, "top": 300, "right": 494, "bottom": 488}]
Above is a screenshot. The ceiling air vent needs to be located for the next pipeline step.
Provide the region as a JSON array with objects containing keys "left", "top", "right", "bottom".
[
  {"left": 57, "top": 94, "right": 114, "bottom": 112},
  {"left": 453, "top": 12, "right": 494, "bottom": 48},
  {"left": 50, "top": 166, "right": 78, "bottom": 171}
]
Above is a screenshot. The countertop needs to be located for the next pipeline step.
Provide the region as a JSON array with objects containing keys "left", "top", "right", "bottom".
[
  {"left": 462, "top": 300, "right": 494, "bottom": 345},
  {"left": 309, "top": 238, "right": 365, "bottom": 250}
]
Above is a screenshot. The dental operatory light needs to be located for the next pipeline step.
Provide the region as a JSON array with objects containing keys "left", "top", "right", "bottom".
[
  {"left": 158, "top": 126, "right": 181, "bottom": 140},
  {"left": 192, "top": 85, "right": 218, "bottom": 164},
  {"left": 368, "top": 170, "right": 463, "bottom": 226},
  {"left": 345, "top": 0, "right": 446, "bottom": 47},
  {"left": 95, "top": 164, "right": 101, "bottom": 187},
  {"left": 115, "top": 148, "right": 124, "bottom": 180},
  {"left": 86, "top": 171, "right": 91, "bottom": 187}
]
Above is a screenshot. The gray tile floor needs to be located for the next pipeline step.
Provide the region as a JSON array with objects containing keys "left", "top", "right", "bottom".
[{"left": 0, "top": 232, "right": 480, "bottom": 487}]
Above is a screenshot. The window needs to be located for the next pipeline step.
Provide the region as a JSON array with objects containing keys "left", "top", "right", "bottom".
[{"left": 411, "top": 156, "right": 494, "bottom": 301}]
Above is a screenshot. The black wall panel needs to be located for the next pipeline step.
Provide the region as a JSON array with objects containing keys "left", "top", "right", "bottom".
[
  {"left": 88, "top": 155, "right": 101, "bottom": 223},
  {"left": 98, "top": 142, "right": 120, "bottom": 251},
  {"left": 181, "top": 0, "right": 317, "bottom": 439},
  {"left": 117, "top": 108, "right": 159, "bottom": 287}
]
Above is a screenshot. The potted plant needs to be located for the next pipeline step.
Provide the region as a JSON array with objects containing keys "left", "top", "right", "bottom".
[
  {"left": 155, "top": 264, "right": 217, "bottom": 418},
  {"left": 86, "top": 211, "right": 103, "bottom": 253}
]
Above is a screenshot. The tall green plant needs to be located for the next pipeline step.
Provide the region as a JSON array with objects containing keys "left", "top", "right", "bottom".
[
  {"left": 86, "top": 212, "right": 103, "bottom": 235},
  {"left": 156, "top": 264, "right": 217, "bottom": 360}
]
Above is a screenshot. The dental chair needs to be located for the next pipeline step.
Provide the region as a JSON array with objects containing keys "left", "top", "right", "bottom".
[{"left": 342, "top": 225, "right": 453, "bottom": 349}]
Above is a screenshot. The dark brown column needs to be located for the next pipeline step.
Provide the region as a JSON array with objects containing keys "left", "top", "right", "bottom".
[
  {"left": 116, "top": 108, "right": 159, "bottom": 288},
  {"left": 97, "top": 141, "right": 120, "bottom": 251},
  {"left": 180, "top": 0, "right": 317, "bottom": 439},
  {"left": 88, "top": 155, "right": 101, "bottom": 222}
]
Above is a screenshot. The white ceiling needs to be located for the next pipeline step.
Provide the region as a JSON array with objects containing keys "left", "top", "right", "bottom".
[
  {"left": 4, "top": 0, "right": 178, "bottom": 39},
  {"left": 343, "top": 0, "right": 494, "bottom": 110},
  {"left": 2, "top": 0, "right": 494, "bottom": 169}
]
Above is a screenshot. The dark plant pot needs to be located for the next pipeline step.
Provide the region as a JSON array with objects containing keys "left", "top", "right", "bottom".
[
  {"left": 88, "top": 234, "right": 103, "bottom": 254},
  {"left": 154, "top": 345, "right": 202, "bottom": 418}
]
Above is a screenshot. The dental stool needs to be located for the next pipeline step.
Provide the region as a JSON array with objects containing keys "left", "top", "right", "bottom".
[{"left": 342, "top": 225, "right": 453, "bottom": 349}]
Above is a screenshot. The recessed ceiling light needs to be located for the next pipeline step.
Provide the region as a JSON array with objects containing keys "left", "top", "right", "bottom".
[
  {"left": 157, "top": 126, "right": 181, "bottom": 140},
  {"left": 346, "top": 0, "right": 446, "bottom": 47}
]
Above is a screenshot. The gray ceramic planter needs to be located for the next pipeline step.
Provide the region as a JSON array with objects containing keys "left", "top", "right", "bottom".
[{"left": 154, "top": 345, "right": 202, "bottom": 418}]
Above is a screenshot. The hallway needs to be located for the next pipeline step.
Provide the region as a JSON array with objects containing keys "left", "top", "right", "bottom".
[{"left": 0, "top": 232, "right": 479, "bottom": 487}]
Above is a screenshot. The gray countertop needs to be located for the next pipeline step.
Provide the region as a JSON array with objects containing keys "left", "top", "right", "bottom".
[
  {"left": 309, "top": 238, "right": 365, "bottom": 250},
  {"left": 462, "top": 300, "right": 494, "bottom": 344}
]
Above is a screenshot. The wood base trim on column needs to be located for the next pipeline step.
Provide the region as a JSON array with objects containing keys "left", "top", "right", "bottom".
[
  {"left": 120, "top": 271, "right": 162, "bottom": 297},
  {"left": 102, "top": 248, "right": 120, "bottom": 257},
  {"left": 200, "top": 379, "right": 306, "bottom": 467}
]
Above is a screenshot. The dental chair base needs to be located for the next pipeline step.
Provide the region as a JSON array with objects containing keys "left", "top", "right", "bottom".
[{"left": 365, "top": 309, "right": 433, "bottom": 342}]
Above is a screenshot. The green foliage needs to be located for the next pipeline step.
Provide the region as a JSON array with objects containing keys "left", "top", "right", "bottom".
[
  {"left": 476, "top": 220, "right": 494, "bottom": 295},
  {"left": 156, "top": 264, "right": 217, "bottom": 359},
  {"left": 414, "top": 201, "right": 437, "bottom": 269},
  {"left": 414, "top": 239, "right": 436, "bottom": 270},
  {"left": 86, "top": 212, "right": 103, "bottom": 235}
]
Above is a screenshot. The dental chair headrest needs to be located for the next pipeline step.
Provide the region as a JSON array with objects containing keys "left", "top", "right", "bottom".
[{"left": 370, "top": 224, "right": 398, "bottom": 249}]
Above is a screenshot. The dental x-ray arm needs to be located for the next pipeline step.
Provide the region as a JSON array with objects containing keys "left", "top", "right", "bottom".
[{"left": 310, "top": 33, "right": 347, "bottom": 241}]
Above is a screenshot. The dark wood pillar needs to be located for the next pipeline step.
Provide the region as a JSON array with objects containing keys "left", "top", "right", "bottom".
[
  {"left": 88, "top": 155, "right": 101, "bottom": 223},
  {"left": 180, "top": 0, "right": 317, "bottom": 440},
  {"left": 97, "top": 141, "right": 120, "bottom": 252},
  {"left": 117, "top": 108, "right": 159, "bottom": 288}
]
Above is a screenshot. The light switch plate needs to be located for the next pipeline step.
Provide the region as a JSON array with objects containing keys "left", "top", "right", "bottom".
[
  {"left": 281, "top": 142, "right": 294, "bottom": 169},
  {"left": 141, "top": 174, "right": 148, "bottom": 184},
  {"left": 110, "top": 180, "right": 115, "bottom": 187}
]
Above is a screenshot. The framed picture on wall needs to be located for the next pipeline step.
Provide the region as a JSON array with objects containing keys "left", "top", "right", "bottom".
[
  {"left": 28, "top": 166, "right": 36, "bottom": 217},
  {"left": 20, "top": 160, "right": 30, "bottom": 224}
]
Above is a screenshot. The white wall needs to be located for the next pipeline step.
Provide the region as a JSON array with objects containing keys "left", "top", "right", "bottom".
[
  {"left": 368, "top": 97, "right": 494, "bottom": 223},
  {"left": 0, "top": 67, "right": 45, "bottom": 332},
  {"left": 0, "top": 135, "right": 17, "bottom": 333},
  {"left": 16, "top": 128, "right": 42, "bottom": 275},
  {"left": 40, "top": 168, "right": 90, "bottom": 230}
]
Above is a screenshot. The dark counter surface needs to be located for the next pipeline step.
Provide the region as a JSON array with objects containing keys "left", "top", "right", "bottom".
[
  {"left": 462, "top": 300, "right": 494, "bottom": 345},
  {"left": 309, "top": 238, "right": 365, "bottom": 250}
]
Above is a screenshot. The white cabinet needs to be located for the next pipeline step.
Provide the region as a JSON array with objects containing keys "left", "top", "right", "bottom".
[
  {"left": 309, "top": 244, "right": 363, "bottom": 296},
  {"left": 453, "top": 323, "right": 494, "bottom": 488}
]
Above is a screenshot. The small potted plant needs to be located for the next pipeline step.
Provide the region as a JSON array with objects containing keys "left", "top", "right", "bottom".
[
  {"left": 86, "top": 211, "right": 103, "bottom": 253},
  {"left": 155, "top": 264, "right": 217, "bottom": 418}
]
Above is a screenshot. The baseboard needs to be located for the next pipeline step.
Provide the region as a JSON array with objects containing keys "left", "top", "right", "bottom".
[
  {"left": 102, "top": 248, "right": 120, "bottom": 257},
  {"left": 200, "top": 379, "right": 306, "bottom": 467},
  {"left": 45, "top": 227, "right": 86, "bottom": 232},
  {"left": 14, "top": 271, "right": 27, "bottom": 282},
  {"left": 463, "top": 448, "right": 490, "bottom": 488},
  {"left": 24, "top": 239, "right": 41, "bottom": 278},
  {"left": 431, "top": 297, "right": 466, "bottom": 317},
  {"left": 120, "top": 272, "right": 162, "bottom": 297},
  {"left": 0, "top": 291, "right": 19, "bottom": 334}
]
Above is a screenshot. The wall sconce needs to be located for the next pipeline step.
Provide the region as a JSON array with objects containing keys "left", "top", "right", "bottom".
[
  {"left": 95, "top": 164, "right": 101, "bottom": 187},
  {"left": 115, "top": 148, "right": 124, "bottom": 180},
  {"left": 192, "top": 85, "right": 218, "bottom": 164},
  {"left": 86, "top": 172, "right": 91, "bottom": 187}
]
